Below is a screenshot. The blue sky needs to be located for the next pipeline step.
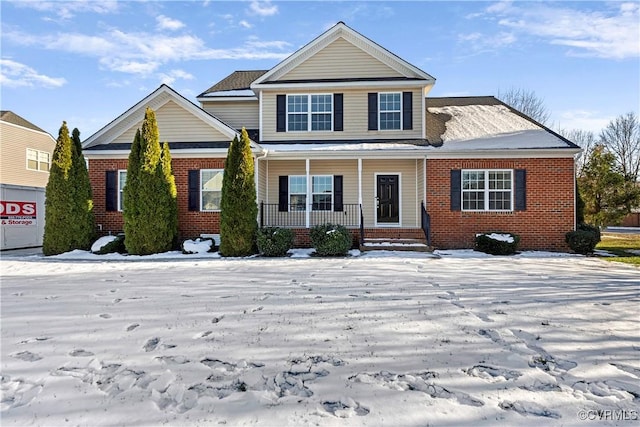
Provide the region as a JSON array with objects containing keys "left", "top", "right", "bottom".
[{"left": 1, "top": 0, "right": 638, "bottom": 140}]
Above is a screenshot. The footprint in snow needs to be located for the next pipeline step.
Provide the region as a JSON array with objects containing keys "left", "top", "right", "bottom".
[
  {"left": 466, "top": 365, "right": 521, "bottom": 381},
  {"left": 195, "top": 330, "right": 213, "bottom": 339},
  {"left": 99, "top": 313, "right": 112, "bottom": 319},
  {"left": 143, "top": 337, "right": 160, "bottom": 352},
  {"left": 70, "top": 349, "right": 95, "bottom": 357},
  {"left": 499, "top": 400, "right": 561, "bottom": 419},
  {"left": 126, "top": 323, "right": 140, "bottom": 332},
  {"left": 322, "top": 398, "right": 369, "bottom": 417},
  {"left": 12, "top": 351, "right": 42, "bottom": 362}
]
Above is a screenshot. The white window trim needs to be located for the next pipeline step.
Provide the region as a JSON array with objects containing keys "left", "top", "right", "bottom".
[
  {"left": 378, "top": 92, "right": 402, "bottom": 131},
  {"left": 288, "top": 175, "right": 307, "bottom": 212},
  {"left": 461, "top": 169, "right": 514, "bottom": 212},
  {"left": 374, "top": 172, "right": 402, "bottom": 227},
  {"left": 26, "top": 148, "right": 50, "bottom": 172},
  {"left": 200, "top": 169, "right": 224, "bottom": 212},
  {"left": 311, "top": 175, "right": 333, "bottom": 211},
  {"left": 117, "top": 170, "right": 127, "bottom": 212},
  {"left": 286, "top": 94, "right": 333, "bottom": 132}
]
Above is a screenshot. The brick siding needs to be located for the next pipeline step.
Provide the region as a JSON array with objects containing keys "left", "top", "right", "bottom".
[
  {"left": 426, "top": 158, "right": 576, "bottom": 251},
  {"left": 88, "top": 158, "right": 226, "bottom": 241}
]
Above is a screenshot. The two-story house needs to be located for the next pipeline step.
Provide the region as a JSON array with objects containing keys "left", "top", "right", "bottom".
[
  {"left": 0, "top": 111, "right": 56, "bottom": 249},
  {"left": 83, "top": 22, "right": 580, "bottom": 251}
]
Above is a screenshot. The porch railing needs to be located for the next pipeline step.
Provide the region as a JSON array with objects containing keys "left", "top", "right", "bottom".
[
  {"left": 420, "top": 201, "right": 431, "bottom": 247},
  {"left": 359, "top": 204, "right": 365, "bottom": 246},
  {"left": 259, "top": 202, "right": 361, "bottom": 228}
]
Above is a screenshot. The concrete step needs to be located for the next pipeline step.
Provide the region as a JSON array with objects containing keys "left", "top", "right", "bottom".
[{"left": 360, "top": 238, "right": 433, "bottom": 252}]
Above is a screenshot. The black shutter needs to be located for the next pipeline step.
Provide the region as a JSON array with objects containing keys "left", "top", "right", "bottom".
[
  {"left": 515, "top": 169, "right": 527, "bottom": 211},
  {"left": 334, "top": 93, "right": 343, "bottom": 131},
  {"left": 105, "top": 171, "right": 117, "bottom": 212},
  {"left": 276, "top": 95, "right": 286, "bottom": 132},
  {"left": 334, "top": 175, "right": 343, "bottom": 212},
  {"left": 402, "top": 91, "right": 413, "bottom": 130},
  {"left": 188, "top": 170, "right": 200, "bottom": 211},
  {"left": 278, "top": 176, "right": 288, "bottom": 212},
  {"left": 368, "top": 93, "right": 378, "bottom": 131},
  {"left": 450, "top": 169, "right": 461, "bottom": 211}
]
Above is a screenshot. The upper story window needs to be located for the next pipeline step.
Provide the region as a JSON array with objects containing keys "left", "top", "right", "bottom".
[
  {"left": 379, "top": 92, "right": 401, "bottom": 130},
  {"left": 118, "top": 170, "right": 127, "bottom": 211},
  {"left": 26, "top": 149, "right": 50, "bottom": 172},
  {"left": 462, "top": 170, "right": 513, "bottom": 211},
  {"left": 287, "top": 94, "right": 333, "bottom": 132},
  {"left": 201, "top": 169, "right": 223, "bottom": 211}
]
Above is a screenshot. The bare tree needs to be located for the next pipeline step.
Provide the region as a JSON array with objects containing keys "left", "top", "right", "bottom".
[
  {"left": 557, "top": 128, "right": 597, "bottom": 176},
  {"left": 497, "top": 87, "right": 551, "bottom": 125},
  {"left": 599, "top": 112, "right": 640, "bottom": 181}
]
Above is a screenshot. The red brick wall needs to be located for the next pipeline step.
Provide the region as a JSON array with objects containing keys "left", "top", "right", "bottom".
[
  {"left": 426, "top": 158, "right": 576, "bottom": 251},
  {"left": 88, "top": 158, "right": 226, "bottom": 241}
]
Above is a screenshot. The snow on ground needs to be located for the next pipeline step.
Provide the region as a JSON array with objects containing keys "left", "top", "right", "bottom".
[{"left": 1, "top": 250, "right": 639, "bottom": 426}]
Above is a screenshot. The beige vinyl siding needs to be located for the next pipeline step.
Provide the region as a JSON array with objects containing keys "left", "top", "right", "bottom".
[
  {"left": 201, "top": 100, "right": 259, "bottom": 130},
  {"left": 264, "top": 159, "right": 418, "bottom": 228},
  {"left": 257, "top": 157, "right": 267, "bottom": 206},
  {"left": 0, "top": 122, "right": 55, "bottom": 188},
  {"left": 113, "top": 100, "right": 231, "bottom": 144},
  {"left": 261, "top": 87, "right": 423, "bottom": 142},
  {"left": 280, "top": 38, "right": 404, "bottom": 81}
]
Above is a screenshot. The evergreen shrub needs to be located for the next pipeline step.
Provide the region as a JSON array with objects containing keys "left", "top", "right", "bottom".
[
  {"left": 565, "top": 223, "right": 601, "bottom": 254},
  {"left": 310, "top": 223, "right": 352, "bottom": 256},
  {"left": 257, "top": 227, "right": 294, "bottom": 257},
  {"left": 95, "top": 235, "right": 126, "bottom": 255},
  {"left": 474, "top": 232, "right": 520, "bottom": 255}
]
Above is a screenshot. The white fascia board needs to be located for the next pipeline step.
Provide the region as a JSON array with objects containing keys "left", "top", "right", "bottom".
[
  {"left": 263, "top": 149, "right": 428, "bottom": 161},
  {"left": 0, "top": 120, "right": 56, "bottom": 142},
  {"left": 253, "top": 80, "right": 433, "bottom": 91},
  {"left": 425, "top": 148, "right": 581, "bottom": 159},
  {"left": 197, "top": 96, "right": 258, "bottom": 102}
]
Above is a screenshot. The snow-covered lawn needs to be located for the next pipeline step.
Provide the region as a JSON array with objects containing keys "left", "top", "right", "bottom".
[{"left": 1, "top": 250, "right": 639, "bottom": 426}]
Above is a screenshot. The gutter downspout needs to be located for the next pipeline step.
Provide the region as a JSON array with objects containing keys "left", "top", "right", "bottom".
[{"left": 255, "top": 148, "right": 269, "bottom": 224}]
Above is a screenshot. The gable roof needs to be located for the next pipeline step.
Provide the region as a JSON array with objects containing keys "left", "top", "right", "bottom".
[
  {"left": 83, "top": 84, "right": 246, "bottom": 150},
  {"left": 251, "top": 22, "right": 435, "bottom": 89},
  {"left": 198, "top": 70, "right": 268, "bottom": 99},
  {"left": 0, "top": 110, "right": 48, "bottom": 134}
]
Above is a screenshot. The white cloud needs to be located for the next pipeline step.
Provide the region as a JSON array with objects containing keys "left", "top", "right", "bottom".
[
  {"left": 0, "top": 58, "right": 66, "bottom": 88},
  {"left": 239, "top": 20, "right": 253, "bottom": 29},
  {"left": 248, "top": 1, "right": 278, "bottom": 17},
  {"left": 3, "top": 28, "right": 291, "bottom": 78},
  {"left": 9, "top": 0, "right": 118, "bottom": 20},
  {"left": 158, "top": 69, "right": 194, "bottom": 86},
  {"left": 555, "top": 110, "right": 613, "bottom": 134},
  {"left": 458, "top": 31, "right": 517, "bottom": 53},
  {"left": 484, "top": 1, "right": 640, "bottom": 59},
  {"left": 156, "top": 15, "right": 185, "bottom": 31}
]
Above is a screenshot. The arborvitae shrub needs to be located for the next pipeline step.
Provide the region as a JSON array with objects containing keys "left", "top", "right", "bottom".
[
  {"left": 123, "top": 108, "right": 177, "bottom": 255},
  {"left": 43, "top": 122, "right": 95, "bottom": 255},
  {"left": 257, "top": 227, "right": 294, "bottom": 257},
  {"left": 310, "top": 223, "right": 352, "bottom": 256},
  {"left": 565, "top": 223, "right": 601, "bottom": 254},
  {"left": 474, "top": 232, "right": 520, "bottom": 255},
  {"left": 219, "top": 128, "right": 258, "bottom": 257}
]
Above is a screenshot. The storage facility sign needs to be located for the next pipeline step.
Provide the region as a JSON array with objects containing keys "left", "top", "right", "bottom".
[{"left": 0, "top": 201, "right": 37, "bottom": 226}]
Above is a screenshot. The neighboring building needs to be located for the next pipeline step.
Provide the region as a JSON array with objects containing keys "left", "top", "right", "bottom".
[
  {"left": 83, "top": 22, "right": 580, "bottom": 251},
  {"left": 0, "top": 111, "right": 56, "bottom": 249}
]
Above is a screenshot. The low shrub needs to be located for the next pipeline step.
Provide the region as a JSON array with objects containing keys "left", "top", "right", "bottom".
[
  {"left": 256, "top": 227, "right": 294, "bottom": 257},
  {"left": 565, "top": 223, "right": 601, "bottom": 254},
  {"left": 182, "top": 237, "right": 216, "bottom": 254},
  {"left": 93, "top": 234, "right": 126, "bottom": 255},
  {"left": 475, "top": 232, "right": 520, "bottom": 255},
  {"left": 310, "top": 223, "right": 352, "bottom": 256}
]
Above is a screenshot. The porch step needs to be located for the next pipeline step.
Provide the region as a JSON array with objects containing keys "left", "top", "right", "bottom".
[{"left": 360, "top": 238, "right": 433, "bottom": 252}]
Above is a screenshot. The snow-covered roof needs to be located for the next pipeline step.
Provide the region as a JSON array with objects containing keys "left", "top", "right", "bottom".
[
  {"left": 199, "top": 89, "right": 256, "bottom": 98},
  {"left": 428, "top": 104, "right": 569, "bottom": 149}
]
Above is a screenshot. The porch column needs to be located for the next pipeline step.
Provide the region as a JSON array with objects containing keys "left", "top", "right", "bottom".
[
  {"left": 358, "top": 158, "right": 363, "bottom": 205},
  {"left": 306, "top": 158, "right": 310, "bottom": 228}
]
